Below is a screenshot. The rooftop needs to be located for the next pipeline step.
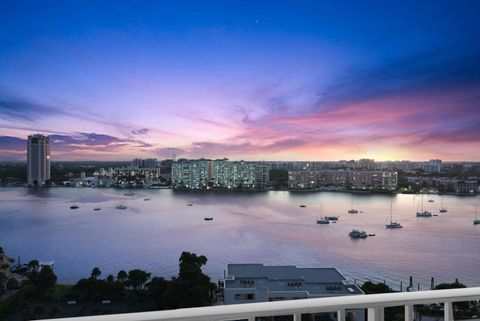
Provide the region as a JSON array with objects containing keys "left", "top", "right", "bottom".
[{"left": 224, "top": 264, "right": 363, "bottom": 297}]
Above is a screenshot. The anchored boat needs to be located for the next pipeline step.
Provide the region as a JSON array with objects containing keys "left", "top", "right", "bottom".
[
  {"left": 349, "top": 230, "right": 368, "bottom": 239},
  {"left": 386, "top": 202, "right": 403, "bottom": 229},
  {"left": 416, "top": 195, "right": 432, "bottom": 217}
]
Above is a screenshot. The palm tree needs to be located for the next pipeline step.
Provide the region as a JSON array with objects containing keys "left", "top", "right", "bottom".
[
  {"left": 91, "top": 267, "right": 101, "bottom": 280},
  {"left": 117, "top": 270, "right": 127, "bottom": 284}
]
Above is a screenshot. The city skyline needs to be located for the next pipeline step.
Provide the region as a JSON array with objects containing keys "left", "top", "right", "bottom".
[{"left": 1, "top": 1, "right": 480, "bottom": 161}]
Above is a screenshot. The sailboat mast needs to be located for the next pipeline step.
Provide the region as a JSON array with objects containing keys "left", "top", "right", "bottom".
[{"left": 390, "top": 202, "right": 393, "bottom": 223}]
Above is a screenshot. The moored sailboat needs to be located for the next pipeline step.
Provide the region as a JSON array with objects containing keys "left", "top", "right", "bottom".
[{"left": 386, "top": 202, "right": 403, "bottom": 229}]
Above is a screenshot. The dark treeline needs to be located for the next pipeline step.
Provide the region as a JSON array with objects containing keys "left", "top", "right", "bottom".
[
  {"left": 69, "top": 252, "right": 216, "bottom": 310},
  {"left": 0, "top": 252, "right": 216, "bottom": 320}
]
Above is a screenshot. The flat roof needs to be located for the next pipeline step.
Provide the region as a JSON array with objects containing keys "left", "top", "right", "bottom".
[{"left": 224, "top": 264, "right": 363, "bottom": 296}]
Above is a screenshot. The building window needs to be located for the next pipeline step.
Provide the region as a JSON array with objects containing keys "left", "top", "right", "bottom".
[{"left": 234, "top": 293, "right": 255, "bottom": 300}]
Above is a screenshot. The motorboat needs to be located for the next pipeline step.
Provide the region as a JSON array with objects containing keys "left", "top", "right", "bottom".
[
  {"left": 204, "top": 217, "right": 213, "bottom": 221},
  {"left": 349, "top": 230, "right": 368, "bottom": 239},
  {"left": 115, "top": 205, "right": 127, "bottom": 210},
  {"left": 417, "top": 211, "right": 432, "bottom": 217},
  {"left": 325, "top": 216, "right": 338, "bottom": 221},
  {"left": 70, "top": 205, "right": 79, "bottom": 209}
]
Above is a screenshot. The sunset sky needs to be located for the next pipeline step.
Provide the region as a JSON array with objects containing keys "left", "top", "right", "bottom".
[{"left": 1, "top": 1, "right": 480, "bottom": 161}]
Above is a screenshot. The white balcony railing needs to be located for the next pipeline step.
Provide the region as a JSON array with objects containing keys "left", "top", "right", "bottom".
[{"left": 43, "top": 287, "right": 480, "bottom": 321}]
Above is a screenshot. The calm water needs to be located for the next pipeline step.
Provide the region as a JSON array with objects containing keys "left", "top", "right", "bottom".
[{"left": 0, "top": 188, "right": 479, "bottom": 289}]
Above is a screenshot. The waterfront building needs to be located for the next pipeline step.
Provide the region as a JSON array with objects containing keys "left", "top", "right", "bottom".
[
  {"left": 220, "top": 264, "right": 365, "bottom": 320},
  {"left": 288, "top": 169, "right": 398, "bottom": 191},
  {"left": 171, "top": 159, "right": 211, "bottom": 189},
  {"left": 405, "top": 176, "right": 479, "bottom": 193},
  {"left": 27, "top": 134, "right": 51, "bottom": 186},
  {"left": 211, "top": 159, "right": 255, "bottom": 189},
  {"left": 288, "top": 170, "right": 318, "bottom": 189},
  {"left": 255, "top": 163, "right": 271, "bottom": 189},
  {"left": 172, "top": 159, "right": 270, "bottom": 189},
  {"left": 434, "top": 178, "right": 478, "bottom": 193},
  {"left": 349, "top": 171, "right": 398, "bottom": 191}
]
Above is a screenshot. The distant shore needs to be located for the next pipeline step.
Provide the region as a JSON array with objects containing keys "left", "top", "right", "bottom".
[{"left": 1, "top": 185, "right": 479, "bottom": 196}]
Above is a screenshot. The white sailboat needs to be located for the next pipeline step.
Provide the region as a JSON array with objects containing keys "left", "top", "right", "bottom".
[
  {"left": 316, "top": 202, "right": 330, "bottom": 224},
  {"left": 386, "top": 202, "right": 403, "bottom": 229},
  {"left": 348, "top": 198, "right": 358, "bottom": 214},
  {"left": 416, "top": 194, "right": 432, "bottom": 217},
  {"left": 439, "top": 194, "right": 447, "bottom": 213}
]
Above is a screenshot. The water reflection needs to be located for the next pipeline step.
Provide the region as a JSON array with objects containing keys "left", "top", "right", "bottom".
[{"left": 0, "top": 188, "right": 478, "bottom": 289}]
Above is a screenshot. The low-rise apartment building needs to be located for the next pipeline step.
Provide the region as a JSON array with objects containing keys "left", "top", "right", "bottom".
[{"left": 288, "top": 170, "right": 398, "bottom": 191}]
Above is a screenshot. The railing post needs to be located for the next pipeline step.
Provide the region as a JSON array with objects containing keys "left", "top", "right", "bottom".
[
  {"left": 293, "top": 313, "right": 302, "bottom": 321},
  {"left": 404, "top": 304, "right": 414, "bottom": 321},
  {"left": 337, "top": 309, "right": 346, "bottom": 321},
  {"left": 444, "top": 301, "right": 454, "bottom": 321},
  {"left": 367, "top": 307, "right": 384, "bottom": 321}
]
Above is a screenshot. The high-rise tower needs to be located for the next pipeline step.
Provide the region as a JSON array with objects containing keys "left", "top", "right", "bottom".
[{"left": 27, "top": 134, "right": 51, "bottom": 186}]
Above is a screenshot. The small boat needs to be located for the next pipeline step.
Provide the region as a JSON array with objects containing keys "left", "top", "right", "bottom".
[
  {"left": 417, "top": 211, "right": 432, "bottom": 217},
  {"left": 348, "top": 199, "right": 359, "bottom": 213},
  {"left": 187, "top": 203, "right": 193, "bottom": 206},
  {"left": 474, "top": 205, "right": 480, "bottom": 225},
  {"left": 70, "top": 205, "right": 79, "bottom": 209},
  {"left": 299, "top": 204, "right": 307, "bottom": 208},
  {"left": 115, "top": 205, "right": 127, "bottom": 210},
  {"left": 349, "top": 230, "right": 368, "bottom": 239},
  {"left": 433, "top": 214, "right": 439, "bottom": 216},
  {"left": 439, "top": 195, "right": 447, "bottom": 213},
  {"left": 93, "top": 208, "right": 101, "bottom": 211},
  {"left": 144, "top": 198, "right": 151, "bottom": 201},
  {"left": 428, "top": 199, "right": 434, "bottom": 203},
  {"left": 386, "top": 202, "right": 403, "bottom": 229},
  {"left": 124, "top": 192, "right": 135, "bottom": 196},
  {"left": 416, "top": 195, "right": 432, "bottom": 217},
  {"left": 325, "top": 216, "right": 338, "bottom": 221},
  {"left": 204, "top": 217, "right": 213, "bottom": 221},
  {"left": 368, "top": 233, "right": 376, "bottom": 237}
]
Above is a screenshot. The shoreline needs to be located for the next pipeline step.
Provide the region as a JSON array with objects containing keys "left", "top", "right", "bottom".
[{"left": 0, "top": 185, "right": 479, "bottom": 196}]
